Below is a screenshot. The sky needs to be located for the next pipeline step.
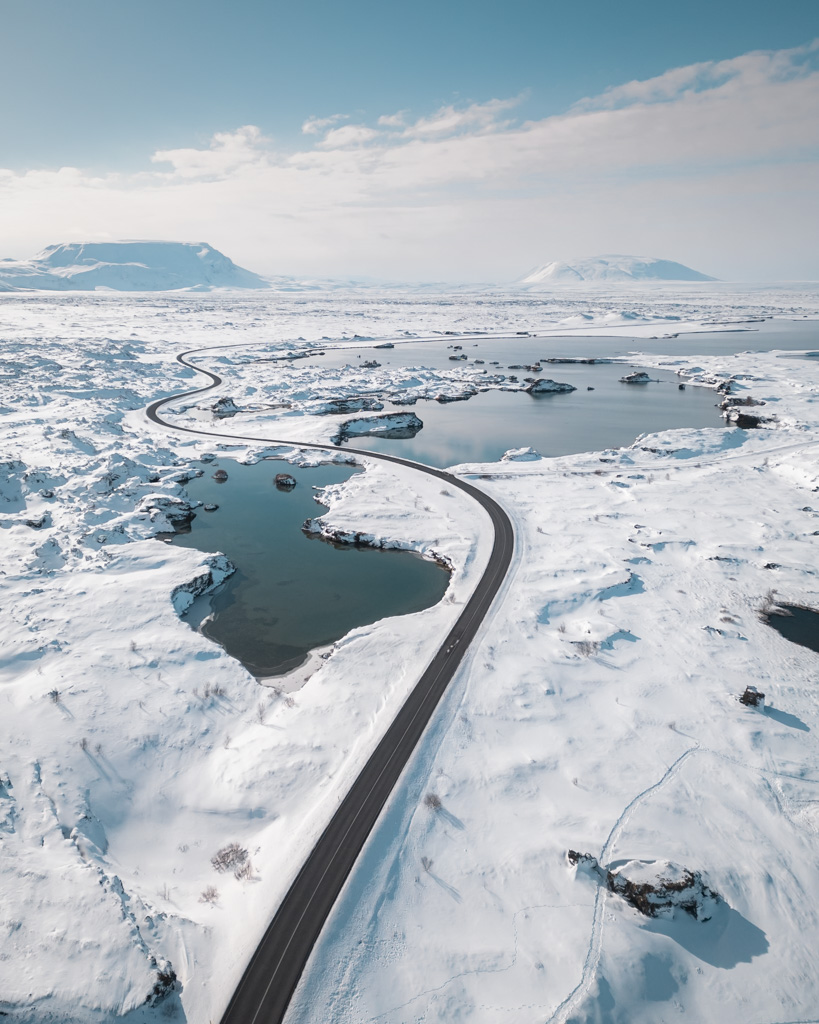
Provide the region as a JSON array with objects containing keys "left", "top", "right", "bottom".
[{"left": 1, "top": 0, "right": 818, "bottom": 281}]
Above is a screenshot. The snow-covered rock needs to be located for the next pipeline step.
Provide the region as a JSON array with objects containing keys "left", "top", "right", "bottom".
[
  {"left": 501, "top": 446, "right": 542, "bottom": 461},
  {"left": 619, "top": 370, "right": 654, "bottom": 384},
  {"left": 136, "top": 492, "right": 198, "bottom": 528},
  {"left": 519, "top": 254, "right": 717, "bottom": 286},
  {"left": 332, "top": 411, "right": 423, "bottom": 443},
  {"left": 607, "top": 859, "right": 721, "bottom": 922},
  {"left": 524, "top": 377, "right": 577, "bottom": 394},
  {"left": 0, "top": 241, "right": 270, "bottom": 292},
  {"left": 211, "top": 396, "right": 242, "bottom": 418}
]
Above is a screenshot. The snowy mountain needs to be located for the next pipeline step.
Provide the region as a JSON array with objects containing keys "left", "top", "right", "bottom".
[
  {"left": 0, "top": 240, "right": 271, "bottom": 291},
  {"left": 518, "top": 254, "right": 717, "bottom": 286}
]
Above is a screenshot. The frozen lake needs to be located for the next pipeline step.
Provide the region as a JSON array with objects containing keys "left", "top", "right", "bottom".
[{"left": 168, "top": 459, "right": 450, "bottom": 676}]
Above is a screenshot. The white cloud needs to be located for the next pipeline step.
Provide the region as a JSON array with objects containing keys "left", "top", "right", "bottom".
[
  {"left": 151, "top": 125, "right": 268, "bottom": 179},
  {"left": 402, "top": 95, "right": 523, "bottom": 137},
  {"left": 316, "top": 124, "right": 380, "bottom": 149},
  {"left": 301, "top": 113, "right": 349, "bottom": 135},
  {"left": 576, "top": 40, "right": 819, "bottom": 111},
  {"left": 377, "top": 111, "right": 408, "bottom": 128},
  {"left": 1, "top": 43, "right": 818, "bottom": 280}
]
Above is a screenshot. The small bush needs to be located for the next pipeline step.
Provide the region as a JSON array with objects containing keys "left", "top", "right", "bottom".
[
  {"left": 48, "top": 689, "right": 61, "bottom": 704},
  {"left": 211, "top": 842, "right": 248, "bottom": 873},
  {"left": 234, "top": 859, "right": 256, "bottom": 881},
  {"left": 424, "top": 793, "right": 442, "bottom": 811},
  {"left": 199, "top": 885, "right": 219, "bottom": 904},
  {"left": 574, "top": 640, "right": 600, "bottom": 657}
]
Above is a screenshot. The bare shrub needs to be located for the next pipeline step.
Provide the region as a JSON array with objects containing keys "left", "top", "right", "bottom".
[
  {"left": 574, "top": 640, "right": 600, "bottom": 657},
  {"left": 199, "top": 885, "right": 219, "bottom": 904},
  {"left": 203, "top": 682, "right": 226, "bottom": 699},
  {"left": 421, "top": 856, "right": 433, "bottom": 873},
  {"left": 256, "top": 701, "right": 266, "bottom": 724},
  {"left": 80, "top": 737, "right": 89, "bottom": 751},
  {"left": 424, "top": 793, "right": 442, "bottom": 811},
  {"left": 48, "top": 689, "right": 61, "bottom": 704},
  {"left": 234, "top": 859, "right": 256, "bottom": 881},
  {"left": 211, "top": 842, "right": 248, "bottom": 873},
  {"left": 557, "top": 623, "right": 567, "bottom": 634}
]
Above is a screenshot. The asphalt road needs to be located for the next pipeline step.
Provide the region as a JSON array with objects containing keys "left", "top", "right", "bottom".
[{"left": 146, "top": 346, "right": 514, "bottom": 1024}]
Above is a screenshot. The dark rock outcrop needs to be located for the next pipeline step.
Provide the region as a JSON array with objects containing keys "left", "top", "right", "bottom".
[
  {"left": 210, "top": 397, "right": 240, "bottom": 418},
  {"left": 323, "top": 397, "right": 384, "bottom": 414},
  {"left": 740, "top": 685, "right": 765, "bottom": 707},
  {"left": 568, "top": 852, "right": 721, "bottom": 921}
]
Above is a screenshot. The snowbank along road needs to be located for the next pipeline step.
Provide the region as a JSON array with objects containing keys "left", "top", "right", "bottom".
[{"left": 145, "top": 346, "right": 515, "bottom": 1024}]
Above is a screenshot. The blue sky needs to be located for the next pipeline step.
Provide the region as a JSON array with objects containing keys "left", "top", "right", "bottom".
[{"left": 1, "top": 0, "right": 818, "bottom": 280}]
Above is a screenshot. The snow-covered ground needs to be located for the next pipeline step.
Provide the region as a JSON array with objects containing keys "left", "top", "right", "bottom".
[{"left": 0, "top": 290, "right": 818, "bottom": 1023}]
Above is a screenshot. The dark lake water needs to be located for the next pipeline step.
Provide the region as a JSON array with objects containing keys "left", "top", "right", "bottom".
[
  {"left": 337, "top": 362, "right": 722, "bottom": 467},
  {"left": 319, "top": 321, "right": 818, "bottom": 466},
  {"left": 319, "top": 318, "right": 818, "bottom": 369},
  {"left": 169, "top": 460, "right": 450, "bottom": 676},
  {"left": 765, "top": 605, "right": 819, "bottom": 655}
]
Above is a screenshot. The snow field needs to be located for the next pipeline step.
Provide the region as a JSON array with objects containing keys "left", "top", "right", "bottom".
[
  {"left": 0, "top": 291, "right": 817, "bottom": 1022},
  {"left": 287, "top": 357, "right": 819, "bottom": 1023}
]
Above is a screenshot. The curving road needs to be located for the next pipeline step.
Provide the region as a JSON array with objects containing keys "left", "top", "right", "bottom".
[{"left": 146, "top": 345, "right": 514, "bottom": 1024}]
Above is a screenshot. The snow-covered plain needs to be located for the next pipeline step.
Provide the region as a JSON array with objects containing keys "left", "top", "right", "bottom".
[{"left": 0, "top": 289, "right": 818, "bottom": 1023}]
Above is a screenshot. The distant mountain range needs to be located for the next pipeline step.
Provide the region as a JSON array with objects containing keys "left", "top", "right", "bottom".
[
  {"left": 518, "top": 255, "right": 717, "bottom": 285},
  {"left": 0, "top": 242, "right": 718, "bottom": 292},
  {"left": 0, "top": 241, "right": 272, "bottom": 292}
]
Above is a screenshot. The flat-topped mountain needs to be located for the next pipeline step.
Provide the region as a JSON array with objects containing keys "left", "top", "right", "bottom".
[
  {"left": 0, "top": 240, "right": 270, "bottom": 291},
  {"left": 519, "top": 254, "right": 717, "bottom": 285}
]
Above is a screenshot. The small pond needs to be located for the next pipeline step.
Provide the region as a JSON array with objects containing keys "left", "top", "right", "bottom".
[
  {"left": 168, "top": 459, "right": 450, "bottom": 676},
  {"left": 764, "top": 605, "right": 819, "bottom": 655}
]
